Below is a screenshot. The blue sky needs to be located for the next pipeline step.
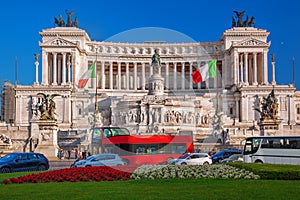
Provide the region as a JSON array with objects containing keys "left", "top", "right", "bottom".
[{"left": 0, "top": 0, "right": 299, "bottom": 89}]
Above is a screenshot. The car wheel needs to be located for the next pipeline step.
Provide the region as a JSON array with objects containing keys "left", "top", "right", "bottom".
[
  {"left": 1, "top": 167, "right": 11, "bottom": 173},
  {"left": 37, "top": 165, "right": 47, "bottom": 171},
  {"left": 181, "top": 162, "right": 187, "bottom": 165},
  {"left": 203, "top": 162, "right": 209, "bottom": 165}
]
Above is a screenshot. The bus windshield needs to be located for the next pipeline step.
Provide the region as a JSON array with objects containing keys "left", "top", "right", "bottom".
[
  {"left": 244, "top": 138, "right": 261, "bottom": 155},
  {"left": 92, "top": 127, "right": 130, "bottom": 141}
]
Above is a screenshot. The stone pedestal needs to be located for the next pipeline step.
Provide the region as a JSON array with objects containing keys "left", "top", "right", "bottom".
[
  {"left": 35, "top": 120, "right": 59, "bottom": 159},
  {"left": 258, "top": 118, "right": 282, "bottom": 136},
  {"left": 148, "top": 71, "right": 164, "bottom": 96}
]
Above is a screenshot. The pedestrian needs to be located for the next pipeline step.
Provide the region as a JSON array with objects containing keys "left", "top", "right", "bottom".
[
  {"left": 67, "top": 148, "right": 71, "bottom": 159},
  {"left": 75, "top": 149, "right": 78, "bottom": 159},
  {"left": 57, "top": 150, "right": 61, "bottom": 160},
  {"left": 82, "top": 150, "right": 87, "bottom": 159}
]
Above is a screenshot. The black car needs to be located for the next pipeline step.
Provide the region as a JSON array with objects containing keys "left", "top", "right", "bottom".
[
  {"left": 211, "top": 149, "right": 243, "bottom": 163},
  {"left": 0, "top": 152, "right": 49, "bottom": 173}
]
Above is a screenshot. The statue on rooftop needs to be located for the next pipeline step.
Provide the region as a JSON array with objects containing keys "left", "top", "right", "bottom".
[
  {"left": 232, "top": 11, "right": 255, "bottom": 27},
  {"left": 54, "top": 15, "right": 65, "bottom": 27},
  {"left": 54, "top": 10, "right": 78, "bottom": 27},
  {"left": 65, "top": 10, "right": 75, "bottom": 27},
  {"left": 234, "top": 10, "right": 245, "bottom": 27}
]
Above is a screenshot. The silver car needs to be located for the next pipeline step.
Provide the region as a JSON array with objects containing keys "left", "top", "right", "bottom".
[
  {"left": 73, "top": 153, "right": 125, "bottom": 167},
  {"left": 172, "top": 153, "right": 212, "bottom": 165}
]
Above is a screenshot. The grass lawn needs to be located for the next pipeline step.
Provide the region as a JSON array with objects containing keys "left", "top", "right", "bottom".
[{"left": 1, "top": 178, "right": 299, "bottom": 200}]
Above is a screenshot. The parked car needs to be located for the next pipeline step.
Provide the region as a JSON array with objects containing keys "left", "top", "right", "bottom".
[
  {"left": 220, "top": 154, "right": 244, "bottom": 163},
  {"left": 0, "top": 152, "right": 49, "bottom": 173},
  {"left": 170, "top": 153, "right": 212, "bottom": 165},
  {"left": 211, "top": 149, "right": 243, "bottom": 163},
  {"left": 72, "top": 153, "right": 125, "bottom": 168}
]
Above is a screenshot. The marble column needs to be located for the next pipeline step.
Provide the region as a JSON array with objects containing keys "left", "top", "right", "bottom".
[
  {"left": 253, "top": 53, "right": 258, "bottom": 85},
  {"left": 239, "top": 54, "right": 244, "bottom": 83},
  {"left": 109, "top": 62, "right": 113, "bottom": 89},
  {"left": 197, "top": 62, "right": 201, "bottom": 89},
  {"left": 34, "top": 54, "right": 39, "bottom": 85},
  {"left": 181, "top": 62, "right": 185, "bottom": 89},
  {"left": 173, "top": 62, "right": 177, "bottom": 90},
  {"left": 235, "top": 97, "right": 240, "bottom": 122},
  {"left": 165, "top": 63, "right": 169, "bottom": 89},
  {"left": 62, "top": 53, "right": 66, "bottom": 84},
  {"left": 52, "top": 53, "right": 57, "bottom": 85},
  {"left": 41, "top": 51, "right": 48, "bottom": 85},
  {"left": 118, "top": 62, "right": 121, "bottom": 89},
  {"left": 234, "top": 50, "right": 239, "bottom": 84},
  {"left": 126, "top": 62, "right": 129, "bottom": 90},
  {"left": 142, "top": 62, "right": 145, "bottom": 90},
  {"left": 263, "top": 50, "right": 268, "bottom": 84},
  {"left": 244, "top": 53, "right": 248, "bottom": 84},
  {"left": 67, "top": 54, "right": 71, "bottom": 84},
  {"left": 101, "top": 61, "right": 105, "bottom": 89},
  {"left": 134, "top": 62, "right": 137, "bottom": 90},
  {"left": 189, "top": 62, "right": 193, "bottom": 89}
]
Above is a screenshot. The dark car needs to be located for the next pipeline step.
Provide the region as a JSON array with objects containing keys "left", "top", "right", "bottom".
[
  {"left": 0, "top": 152, "right": 49, "bottom": 173},
  {"left": 211, "top": 149, "right": 243, "bottom": 163},
  {"left": 220, "top": 154, "right": 244, "bottom": 163}
]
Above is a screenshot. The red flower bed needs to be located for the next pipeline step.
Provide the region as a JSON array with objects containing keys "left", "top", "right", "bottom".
[{"left": 2, "top": 165, "right": 138, "bottom": 184}]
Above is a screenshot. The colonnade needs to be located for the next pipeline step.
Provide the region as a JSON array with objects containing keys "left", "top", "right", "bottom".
[
  {"left": 41, "top": 52, "right": 72, "bottom": 86},
  {"left": 87, "top": 60, "right": 220, "bottom": 91},
  {"left": 234, "top": 51, "right": 268, "bottom": 85}
]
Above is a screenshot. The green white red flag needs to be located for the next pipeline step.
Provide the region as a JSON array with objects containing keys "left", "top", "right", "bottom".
[
  {"left": 192, "top": 59, "right": 216, "bottom": 83},
  {"left": 77, "top": 61, "right": 96, "bottom": 89}
]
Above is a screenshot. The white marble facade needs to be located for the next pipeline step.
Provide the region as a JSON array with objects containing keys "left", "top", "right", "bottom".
[{"left": 9, "top": 26, "right": 300, "bottom": 151}]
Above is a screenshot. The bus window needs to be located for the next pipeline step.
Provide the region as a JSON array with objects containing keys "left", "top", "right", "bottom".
[
  {"left": 252, "top": 138, "right": 261, "bottom": 152},
  {"left": 103, "top": 129, "right": 111, "bottom": 138},
  {"left": 92, "top": 129, "right": 101, "bottom": 140}
]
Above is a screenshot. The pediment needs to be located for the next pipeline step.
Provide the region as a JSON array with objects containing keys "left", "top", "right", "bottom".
[
  {"left": 234, "top": 38, "right": 269, "bottom": 47},
  {"left": 40, "top": 37, "right": 77, "bottom": 47}
]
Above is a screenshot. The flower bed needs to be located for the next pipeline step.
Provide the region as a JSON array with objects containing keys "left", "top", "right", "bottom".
[
  {"left": 2, "top": 165, "right": 136, "bottom": 184},
  {"left": 2, "top": 164, "right": 260, "bottom": 184},
  {"left": 130, "top": 165, "right": 260, "bottom": 180}
]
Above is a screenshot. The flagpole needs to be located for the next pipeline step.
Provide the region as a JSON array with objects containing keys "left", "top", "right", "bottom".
[
  {"left": 215, "top": 47, "right": 219, "bottom": 113},
  {"left": 95, "top": 48, "right": 99, "bottom": 115}
]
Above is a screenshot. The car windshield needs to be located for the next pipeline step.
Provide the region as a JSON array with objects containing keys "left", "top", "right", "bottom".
[
  {"left": 214, "top": 151, "right": 224, "bottom": 156},
  {"left": 86, "top": 156, "right": 96, "bottom": 161},
  {"left": 178, "top": 153, "right": 190, "bottom": 159},
  {"left": 228, "top": 155, "right": 237, "bottom": 160},
  {"left": 0, "top": 153, "right": 18, "bottom": 161}
]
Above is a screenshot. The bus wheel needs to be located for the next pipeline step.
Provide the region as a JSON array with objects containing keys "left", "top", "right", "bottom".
[
  {"left": 255, "top": 160, "right": 263, "bottom": 164},
  {"left": 181, "top": 162, "right": 187, "bottom": 165},
  {"left": 122, "top": 159, "right": 130, "bottom": 165}
]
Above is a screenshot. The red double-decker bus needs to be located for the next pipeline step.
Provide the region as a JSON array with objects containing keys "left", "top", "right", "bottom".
[{"left": 91, "top": 127, "right": 194, "bottom": 165}]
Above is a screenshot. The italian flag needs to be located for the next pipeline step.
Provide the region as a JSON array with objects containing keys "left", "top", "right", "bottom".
[
  {"left": 192, "top": 59, "right": 217, "bottom": 83},
  {"left": 77, "top": 61, "right": 96, "bottom": 89}
]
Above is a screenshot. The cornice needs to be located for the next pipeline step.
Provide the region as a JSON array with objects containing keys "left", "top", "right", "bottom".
[
  {"left": 39, "top": 27, "right": 91, "bottom": 41},
  {"left": 220, "top": 27, "right": 270, "bottom": 41}
]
